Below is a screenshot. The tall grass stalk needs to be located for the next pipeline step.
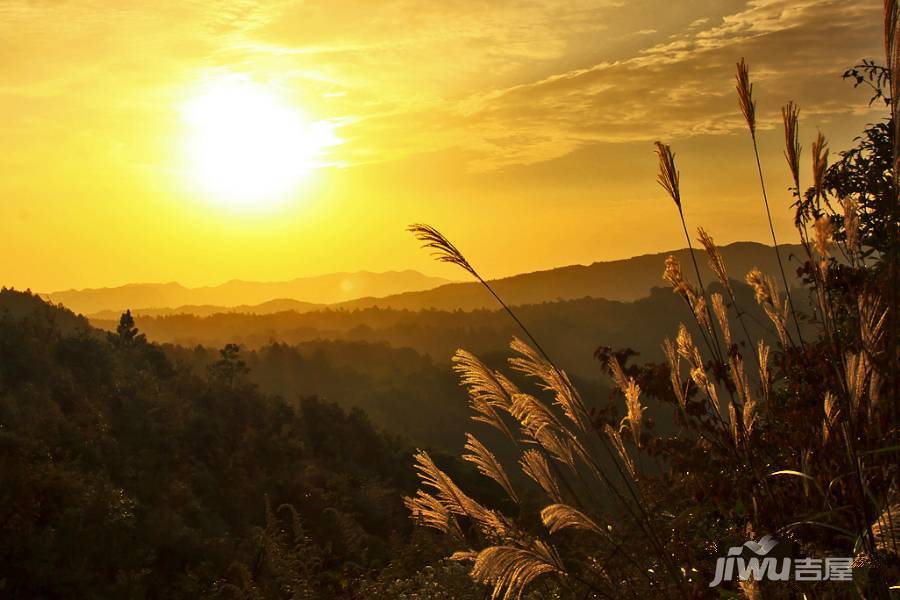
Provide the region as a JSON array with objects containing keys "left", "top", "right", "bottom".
[
  {"left": 404, "top": 33, "right": 896, "bottom": 599},
  {"left": 408, "top": 223, "right": 689, "bottom": 597},
  {"left": 736, "top": 58, "right": 806, "bottom": 347},
  {"left": 654, "top": 142, "right": 726, "bottom": 365}
]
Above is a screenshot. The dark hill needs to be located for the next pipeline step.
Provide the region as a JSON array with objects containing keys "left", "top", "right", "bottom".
[
  {"left": 333, "top": 242, "right": 806, "bottom": 311},
  {"left": 41, "top": 270, "right": 453, "bottom": 315}
]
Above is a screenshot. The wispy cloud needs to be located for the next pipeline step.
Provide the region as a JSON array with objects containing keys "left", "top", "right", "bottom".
[
  {"left": 447, "top": 0, "right": 882, "bottom": 169},
  {"left": 0, "top": 0, "right": 884, "bottom": 172}
]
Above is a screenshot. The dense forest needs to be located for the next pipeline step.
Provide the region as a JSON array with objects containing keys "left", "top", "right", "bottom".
[
  {"left": 93, "top": 280, "right": 781, "bottom": 380},
  {"left": 0, "top": 289, "right": 509, "bottom": 598}
]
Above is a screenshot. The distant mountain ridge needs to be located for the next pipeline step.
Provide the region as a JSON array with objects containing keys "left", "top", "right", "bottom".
[
  {"left": 62, "top": 241, "right": 805, "bottom": 318},
  {"left": 41, "top": 270, "right": 453, "bottom": 315},
  {"left": 332, "top": 241, "right": 807, "bottom": 312}
]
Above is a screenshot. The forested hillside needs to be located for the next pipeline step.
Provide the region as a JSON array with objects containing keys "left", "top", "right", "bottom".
[
  {"left": 0, "top": 289, "right": 496, "bottom": 598},
  {"left": 96, "top": 280, "right": 782, "bottom": 379}
]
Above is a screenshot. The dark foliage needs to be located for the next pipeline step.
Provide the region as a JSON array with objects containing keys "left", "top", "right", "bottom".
[{"left": 0, "top": 289, "right": 470, "bottom": 598}]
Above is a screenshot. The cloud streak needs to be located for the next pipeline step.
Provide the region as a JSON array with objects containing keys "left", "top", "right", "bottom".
[{"left": 0, "top": 0, "right": 882, "bottom": 172}]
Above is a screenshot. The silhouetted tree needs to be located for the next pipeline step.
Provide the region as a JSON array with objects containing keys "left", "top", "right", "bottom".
[
  {"left": 115, "top": 309, "right": 145, "bottom": 346},
  {"left": 207, "top": 342, "right": 250, "bottom": 388}
]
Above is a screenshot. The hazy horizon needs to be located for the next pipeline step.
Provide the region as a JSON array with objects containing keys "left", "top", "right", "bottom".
[
  {"left": 35, "top": 238, "right": 789, "bottom": 296},
  {"left": 33, "top": 239, "right": 805, "bottom": 318}
]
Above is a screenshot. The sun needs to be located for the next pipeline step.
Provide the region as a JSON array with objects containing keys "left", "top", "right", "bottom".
[{"left": 181, "top": 75, "right": 336, "bottom": 208}]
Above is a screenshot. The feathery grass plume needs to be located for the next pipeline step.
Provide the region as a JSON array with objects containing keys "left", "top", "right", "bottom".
[
  {"left": 746, "top": 268, "right": 790, "bottom": 345},
  {"left": 607, "top": 356, "right": 628, "bottom": 392},
  {"left": 662, "top": 338, "right": 687, "bottom": 409},
  {"left": 743, "top": 394, "right": 757, "bottom": 438},
  {"left": 409, "top": 223, "right": 561, "bottom": 384},
  {"left": 690, "top": 364, "right": 721, "bottom": 413},
  {"left": 541, "top": 504, "right": 605, "bottom": 536},
  {"left": 813, "top": 217, "right": 835, "bottom": 307},
  {"left": 675, "top": 324, "right": 694, "bottom": 360},
  {"left": 412, "top": 451, "right": 515, "bottom": 539},
  {"left": 412, "top": 450, "right": 484, "bottom": 519},
  {"left": 677, "top": 324, "right": 705, "bottom": 374},
  {"left": 469, "top": 542, "right": 565, "bottom": 600},
  {"left": 663, "top": 255, "right": 704, "bottom": 317},
  {"left": 731, "top": 355, "right": 757, "bottom": 434},
  {"left": 844, "top": 352, "right": 869, "bottom": 415},
  {"left": 812, "top": 133, "right": 829, "bottom": 200},
  {"left": 774, "top": 300, "right": 790, "bottom": 346},
  {"left": 729, "top": 355, "right": 751, "bottom": 406},
  {"left": 736, "top": 58, "right": 756, "bottom": 135},
  {"left": 841, "top": 197, "right": 860, "bottom": 254},
  {"left": 782, "top": 101, "right": 802, "bottom": 189},
  {"left": 859, "top": 293, "right": 887, "bottom": 353},
  {"left": 735, "top": 59, "right": 803, "bottom": 346},
  {"left": 666, "top": 274, "right": 712, "bottom": 341},
  {"left": 663, "top": 255, "right": 684, "bottom": 289},
  {"left": 509, "top": 393, "right": 575, "bottom": 468},
  {"left": 478, "top": 509, "right": 518, "bottom": 541},
  {"left": 746, "top": 268, "right": 776, "bottom": 306},
  {"left": 664, "top": 254, "right": 703, "bottom": 317},
  {"left": 520, "top": 449, "right": 563, "bottom": 503},
  {"left": 757, "top": 341, "right": 770, "bottom": 403},
  {"left": 603, "top": 424, "right": 636, "bottom": 480},
  {"left": 699, "top": 230, "right": 762, "bottom": 366},
  {"left": 509, "top": 392, "right": 563, "bottom": 437},
  {"left": 689, "top": 289, "right": 712, "bottom": 337},
  {"left": 495, "top": 370, "right": 522, "bottom": 397},
  {"left": 620, "top": 379, "right": 645, "bottom": 448},
  {"left": 453, "top": 350, "right": 515, "bottom": 438},
  {"left": 711, "top": 293, "right": 733, "bottom": 350},
  {"left": 697, "top": 228, "right": 732, "bottom": 294},
  {"left": 608, "top": 356, "right": 647, "bottom": 444},
  {"left": 729, "top": 403, "right": 741, "bottom": 447},
  {"left": 464, "top": 433, "right": 519, "bottom": 503},
  {"left": 654, "top": 142, "right": 681, "bottom": 208},
  {"left": 509, "top": 337, "right": 589, "bottom": 431},
  {"left": 408, "top": 223, "right": 477, "bottom": 279},
  {"left": 656, "top": 142, "right": 726, "bottom": 364},
  {"left": 404, "top": 490, "right": 464, "bottom": 539},
  {"left": 822, "top": 392, "right": 839, "bottom": 445},
  {"left": 454, "top": 350, "right": 512, "bottom": 410},
  {"left": 814, "top": 215, "right": 835, "bottom": 269}
]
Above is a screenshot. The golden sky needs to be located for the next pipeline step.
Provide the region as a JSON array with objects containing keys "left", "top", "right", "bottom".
[{"left": 0, "top": 0, "right": 885, "bottom": 292}]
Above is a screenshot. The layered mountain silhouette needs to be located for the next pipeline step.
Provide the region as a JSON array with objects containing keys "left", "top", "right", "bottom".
[
  {"left": 335, "top": 241, "right": 806, "bottom": 311},
  {"left": 79, "top": 240, "right": 804, "bottom": 377},
  {"left": 41, "top": 270, "right": 453, "bottom": 315},
  {"left": 53, "top": 241, "right": 806, "bottom": 318}
]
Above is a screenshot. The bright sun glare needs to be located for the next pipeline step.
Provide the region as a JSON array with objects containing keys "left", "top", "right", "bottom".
[{"left": 182, "top": 75, "right": 337, "bottom": 208}]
